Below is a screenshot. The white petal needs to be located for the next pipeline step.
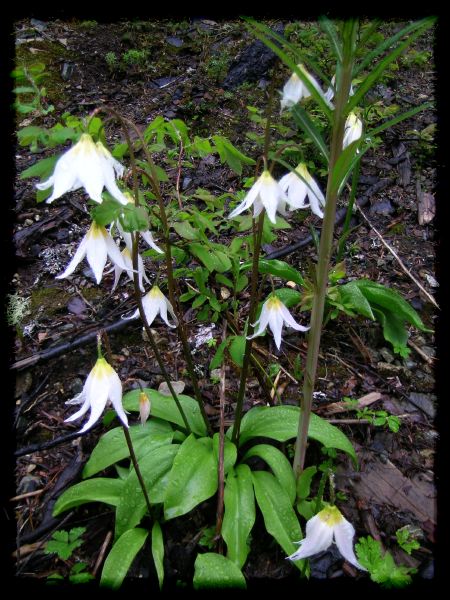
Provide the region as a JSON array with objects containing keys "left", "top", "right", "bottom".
[
  {"left": 268, "top": 306, "right": 284, "bottom": 349},
  {"left": 86, "top": 231, "right": 108, "bottom": 284},
  {"left": 286, "top": 178, "right": 308, "bottom": 210},
  {"left": 141, "top": 293, "right": 161, "bottom": 326},
  {"left": 333, "top": 519, "right": 366, "bottom": 570},
  {"left": 287, "top": 515, "right": 334, "bottom": 561},
  {"left": 64, "top": 399, "right": 91, "bottom": 423},
  {"left": 158, "top": 297, "right": 178, "bottom": 328},
  {"left": 248, "top": 302, "right": 271, "bottom": 340},
  {"left": 140, "top": 230, "right": 163, "bottom": 254},
  {"left": 279, "top": 303, "right": 310, "bottom": 332},
  {"left": 260, "top": 180, "right": 281, "bottom": 224},
  {"left": 107, "top": 371, "right": 128, "bottom": 428},
  {"left": 101, "top": 156, "right": 128, "bottom": 205},
  {"left": 56, "top": 234, "right": 88, "bottom": 280},
  {"left": 104, "top": 232, "right": 128, "bottom": 271},
  {"left": 110, "top": 264, "right": 123, "bottom": 292},
  {"left": 228, "top": 180, "right": 261, "bottom": 219}
]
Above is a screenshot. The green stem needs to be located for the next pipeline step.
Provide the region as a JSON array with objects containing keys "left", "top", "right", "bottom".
[
  {"left": 335, "top": 158, "right": 361, "bottom": 263},
  {"left": 231, "top": 212, "right": 265, "bottom": 446},
  {"left": 293, "top": 20, "right": 358, "bottom": 479},
  {"left": 123, "top": 426, "right": 153, "bottom": 518}
]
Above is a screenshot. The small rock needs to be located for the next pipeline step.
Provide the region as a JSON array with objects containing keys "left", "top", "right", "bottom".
[
  {"left": 158, "top": 381, "right": 185, "bottom": 396},
  {"left": 379, "top": 347, "right": 395, "bottom": 363},
  {"left": 407, "top": 392, "right": 436, "bottom": 418},
  {"left": 370, "top": 199, "right": 395, "bottom": 216},
  {"left": 67, "top": 296, "right": 87, "bottom": 315},
  {"left": 166, "top": 36, "right": 184, "bottom": 48},
  {"left": 68, "top": 377, "right": 84, "bottom": 395},
  {"left": 182, "top": 176, "right": 192, "bottom": 190}
]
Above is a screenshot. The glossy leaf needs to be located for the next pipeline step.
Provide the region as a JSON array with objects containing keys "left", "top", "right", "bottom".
[
  {"left": 164, "top": 434, "right": 217, "bottom": 520},
  {"left": 229, "top": 335, "right": 246, "bottom": 368},
  {"left": 227, "top": 405, "right": 356, "bottom": 464},
  {"left": 151, "top": 521, "right": 165, "bottom": 590},
  {"left": 100, "top": 528, "right": 149, "bottom": 590},
  {"left": 243, "top": 444, "right": 296, "bottom": 505},
  {"left": 339, "top": 281, "right": 375, "bottom": 320},
  {"left": 82, "top": 419, "right": 174, "bottom": 478},
  {"left": 123, "top": 388, "right": 207, "bottom": 436},
  {"left": 115, "top": 444, "right": 180, "bottom": 537},
  {"left": 252, "top": 471, "right": 303, "bottom": 568},
  {"left": 222, "top": 465, "right": 255, "bottom": 569},
  {"left": 274, "top": 287, "right": 302, "bottom": 308},
  {"left": 53, "top": 478, "right": 123, "bottom": 516},
  {"left": 243, "top": 258, "right": 305, "bottom": 286},
  {"left": 193, "top": 553, "right": 246, "bottom": 589}
]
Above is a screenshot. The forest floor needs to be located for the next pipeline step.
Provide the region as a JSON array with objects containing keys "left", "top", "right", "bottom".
[{"left": 9, "top": 17, "right": 437, "bottom": 591}]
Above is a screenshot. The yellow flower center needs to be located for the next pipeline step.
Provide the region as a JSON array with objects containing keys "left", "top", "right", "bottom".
[
  {"left": 318, "top": 505, "right": 344, "bottom": 527},
  {"left": 260, "top": 170, "right": 274, "bottom": 184},
  {"left": 92, "top": 357, "right": 114, "bottom": 380},
  {"left": 74, "top": 133, "right": 97, "bottom": 157},
  {"left": 122, "top": 247, "right": 131, "bottom": 259},
  {"left": 149, "top": 286, "right": 163, "bottom": 299},
  {"left": 88, "top": 221, "right": 106, "bottom": 239},
  {"left": 266, "top": 295, "right": 282, "bottom": 311},
  {"left": 295, "top": 163, "right": 310, "bottom": 181}
]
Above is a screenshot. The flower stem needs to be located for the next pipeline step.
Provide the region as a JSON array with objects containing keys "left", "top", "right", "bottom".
[
  {"left": 231, "top": 212, "right": 265, "bottom": 446},
  {"left": 293, "top": 20, "right": 358, "bottom": 478},
  {"left": 123, "top": 425, "right": 153, "bottom": 518}
]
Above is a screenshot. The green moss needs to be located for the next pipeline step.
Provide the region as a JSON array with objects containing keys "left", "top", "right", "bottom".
[{"left": 29, "top": 286, "right": 71, "bottom": 316}]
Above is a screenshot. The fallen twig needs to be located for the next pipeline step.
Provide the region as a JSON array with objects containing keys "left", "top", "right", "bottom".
[{"left": 92, "top": 531, "right": 113, "bottom": 578}]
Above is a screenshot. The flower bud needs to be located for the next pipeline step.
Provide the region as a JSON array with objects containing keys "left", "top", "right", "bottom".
[{"left": 139, "top": 391, "right": 151, "bottom": 425}]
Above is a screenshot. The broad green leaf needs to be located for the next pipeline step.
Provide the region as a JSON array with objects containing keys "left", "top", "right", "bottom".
[
  {"left": 123, "top": 388, "right": 208, "bottom": 437},
  {"left": 274, "top": 287, "right": 302, "bottom": 308},
  {"left": 188, "top": 243, "right": 219, "bottom": 272},
  {"left": 372, "top": 307, "right": 408, "bottom": 349},
  {"left": 82, "top": 419, "right": 174, "bottom": 478},
  {"left": 151, "top": 521, "right": 165, "bottom": 590},
  {"left": 120, "top": 205, "right": 149, "bottom": 233},
  {"left": 212, "top": 249, "right": 232, "bottom": 272},
  {"left": 222, "top": 465, "right": 255, "bottom": 569},
  {"left": 210, "top": 338, "right": 229, "bottom": 370},
  {"left": 243, "top": 258, "right": 305, "bottom": 286},
  {"left": 20, "top": 155, "right": 58, "bottom": 180},
  {"left": 291, "top": 104, "right": 330, "bottom": 163},
  {"left": 330, "top": 140, "right": 360, "bottom": 197},
  {"left": 91, "top": 197, "right": 123, "bottom": 226},
  {"left": 229, "top": 335, "right": 246, "bottom": 368},
  {"left": 115, "top": 444, "right": 180, "bottom": 537},
  {"left": 339, "top": 281, "right": 375, "bottom": 320},
  {"left": 297, "top": 465, "right": 317, "bottom": 500},
  {"left": 53, "top": 479, "right": 124, "bottom": 516},
  {"left": 251, "top": 471, "right": 302, "bottom": 568},
  {"left": 193, "top": 553, "right": 246, "bottom": 589},
  {"left": 100, "top": 528, "right": 149, "bottom": 590},
  {"left": 243, "top": 444, "right": 296, "bottom": 505},
  {"left": 164, "top": 434, "right": 217, "bottom": 520},
  {"left": 173, "top": 221, "right": 200, "bottom": 241},
  {"left": 353, "top": 279, "right": 427, "bottom": 330},
  {"left": 227, "top": 405, "right": 356, "bottom": 464}
]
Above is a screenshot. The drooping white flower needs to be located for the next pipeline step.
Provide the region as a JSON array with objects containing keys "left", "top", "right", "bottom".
[
  {"left": 110, "top": 245, "right": 150, "bottom": 293},
  {"left": 56, "top": 221, "right": 128, "bottom": 284},
  {"left": 36, "top": 133, "right": 128, "bottom": 206},
  {"left": 127, "top": 285, "right": 179, "bottom": 328},
  {"left": 278, "top": 163, "right": 326, "bottom": 219},
  {"left": 287, "top": 505, "right": 366, "bottom": 570},
  {"left": 343, "top": 112, "right": 363, "bottom": 149},
  {"left": 324, "top": 75, "right": 355, "bottom": 108},
  {"left": 228, "top": 170, "right": 289, "bottom": 225},
  {"left": 248, "top": 294, "right": 309, "bottom": 350},
  {"left": 65, "top": 357, "right": 128, "bottom": 433},
  {"left": 280, "top": 64, "right": 323, "bottom": 111}
]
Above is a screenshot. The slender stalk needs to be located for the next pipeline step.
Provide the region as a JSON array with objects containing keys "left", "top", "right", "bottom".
[
  {"left": 231, "top": 212, "right": 265, "bottom": 446},
  {"left": 335, "top": 158, "right": 360, "bottom": 263},
  {"left": 123, "top": 425, "right": 153, "bottom": 517},
  {"left": 293, "top": 20, "right": 358, "bottom": 478},
  {"left": 214, "top": 323, "right": 227, "bottom": 554}
]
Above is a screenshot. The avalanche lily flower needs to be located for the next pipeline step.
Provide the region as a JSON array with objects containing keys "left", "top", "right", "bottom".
[
  {"left": 65, "top": 357, "right": 128, "bottom": 434},
  {"left": 36, "top": 133, "right": 128, "bottom": 205},
  {"left": 56, "top": 220, "right": 128, "bottom": 284},
  {"left": 280, "top": 64, "right": 323, "bottom": 111},
  {"left": 323, "top": 75, "right": 355, "bottom": 108},
  {"left": 127, "top": 285, "right": 179, "bottom": 328},
  {"left": 248, "top": 294, "right": 309, "bottom": 350},
  {"left": 278, "top": 163, "right": 326, "bottom": 219},
  {"left": 110, "top": 245, "right": 150, "bottom": 293},
  {"left": 228, "top": 170, "right": 289, "bottom": 225},
  {"left": 114, "top": 193, "right": 164, "bottom": 254},
  {"left": 287, "top": 505, "right": 366, "bottom": 570},
  {"left": 343, "top": 112, "right": 363, "bottom": 149}
]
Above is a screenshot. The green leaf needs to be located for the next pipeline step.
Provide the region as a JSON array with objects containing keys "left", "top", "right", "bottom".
[
  {"left": 210, "top": 338, "right": 229, "bottom": 370},
  {"left": 100, "top": 528, "right": 149, "bottom": 590},
  {"left": 367, "top": 102, "right": 432, "bottom": 138},
  {"left": 251, "top": 471, "right": 302, "bottom": 568},
  {"left": 193, "top": 553, "right": 247, "bottom": 589},
  {"left": 213, "top": 135, "right": 255, "bottom": 175},
  {"left": 115, "top": 444, "right": 180, "bottom": 537},
  {"left": 339, "top": 281, "right": 375, "bottom": 320},
  {"left": 212, "top": 433, "right": 237, "bottom": 475},
  {"left": 229, "top": 335, "right": 246, "bottom": 368},
  {"left": 356, "top": 536, "right": 416, "bottom": 588},
  {"left": 222, "top": 465, "right": 255, "bottom": 569},
  {"left": 245, "top": 258, "right": 304, "bottom": 286},
  {"left": 273, "top": 287, "right": 302, "bottom": 308},
  {"left": 151, "top": 521, "right": 165, "bottom": 590},
  {"left": 227, "top": 405, "right": 356, "bottom": 464},
  {"left": 124, "top": 389, "right": 207, "bottom": 436},
  {"left": 329, "top": 140, "right": 360, "bottom": 197},
  {"left": 20, "top": 155, "right": 59, "bottom": 180},
  {"left": 372, "top": 307, "right": 408, "bottom": 349},
  {"left": 82, "top": 419, "right": 174, "bottom": 478},
  {"left": 318, "top": 15, "right": 343, "bottom": 62},
  {"left": 91, "top": 197, "right": 123, "bottom": 226},
  {"left": 243, "top": 444, "right": 296, "bottom": 505},
  {"left": 291, "top": 104, "right": 330, "bottom": 163},
  {"left": 173, "top": 221, "right": 200, "bottom": 240},
  {"left": 53, "top": 478, "right": 124, "bottom": 516},
  {"left": 119, "top": 205, "right": 149, "bottom": 233},
  {"left": 296, "top": 465, "right": 317, "bottom": 500},
  {"left": 164, "top": 434, "right": 217, "bottom": 520},
  {"left": 212, "top": 249, "right": 232, "bottom": 272}
]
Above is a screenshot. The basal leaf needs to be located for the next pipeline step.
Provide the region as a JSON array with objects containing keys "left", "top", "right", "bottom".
[
  {"left": 243, "top": 444, "right": 296, "bottom": 505},
  {"left": 100, "top": 528, "right": 149, "bottom": 590},
  {"left": 193, "top": 553, "right": 246, "bottom": 589},
  {"left": 53, "top": 478, "right": 124, "bottom": 516}
]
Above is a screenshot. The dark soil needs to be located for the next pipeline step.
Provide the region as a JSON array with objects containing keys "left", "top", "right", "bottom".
[{"left": 8, "top": 18, "right": 438, "bottom": 591}]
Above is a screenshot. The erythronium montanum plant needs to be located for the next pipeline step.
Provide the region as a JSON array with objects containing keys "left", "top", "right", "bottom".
[{"left": 17, "top": 17, "right": 435, "bottom": 590}]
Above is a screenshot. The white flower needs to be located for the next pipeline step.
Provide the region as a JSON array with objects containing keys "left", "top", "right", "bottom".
[
  {"left": 280, "top": 64, "right": 323, "bottom": 111},
  {"left": 110, "top": 246, "right": 150, "bottom": 293},
  {"left": 128, "top": 285, "right": 179, "bottom": 328},
  {"left": 65, "top": 357, "right": 128, "bottom": 433},
  {"left": 56, "top": 221, "right": 128, "bottom": 284},
  {"left": 287, "top": 505, "right": 366, "bottom": 570},
  {"left": 228, "top": 170, "right": 289, "bottom": 225},
  {"left": 248, "top": 294, "right": 309, "bottom": 350},
  {"left": 278, "top": 163, "right": 326, "bottom": 219},
  {"left": 36, "top": 133, "right": 128, "bottom": 206},
  {"left": 343, "top": 112, "right": 363, "bottom": 149},
  {"left": 324, "top": 75, "right": 355, "bottom": 108}
]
